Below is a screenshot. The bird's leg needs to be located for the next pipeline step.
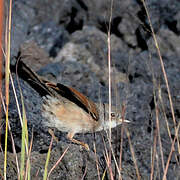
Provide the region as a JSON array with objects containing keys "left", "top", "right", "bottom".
[
  {"left": 67, "top": 132, "right": 90, "bottom": 151},
  {"left": 48, "top": 128, "right": 58, "bottom": 142}
]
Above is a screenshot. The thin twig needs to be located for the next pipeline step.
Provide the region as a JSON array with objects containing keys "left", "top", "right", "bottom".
[
  {"left": 47, "top": 146, "right": 69, "bottom": 178},
  {"left": 93, "top": 142, "right": 101, "bottom": 180},
  {"left": 126, "top": 127, "right": 141, "bottom": 180}
]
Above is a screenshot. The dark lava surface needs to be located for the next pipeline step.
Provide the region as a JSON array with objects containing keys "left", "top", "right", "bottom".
[{"left": 1, "top": 0, "right": 180, "bottom": 179}]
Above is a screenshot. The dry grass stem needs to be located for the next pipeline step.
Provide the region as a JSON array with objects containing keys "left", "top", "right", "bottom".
[{"left": 47, "top": 146, "right": 69, "bottom": 178}]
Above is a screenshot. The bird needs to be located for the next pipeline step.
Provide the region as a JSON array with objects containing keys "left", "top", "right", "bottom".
[{"left": 15, "top": 52, "right": 129, "bottom": 150}]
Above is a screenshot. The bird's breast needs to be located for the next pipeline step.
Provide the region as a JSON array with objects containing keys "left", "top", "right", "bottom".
[{"left": 41, "top": 95, "right": 98, "bottom": 133}]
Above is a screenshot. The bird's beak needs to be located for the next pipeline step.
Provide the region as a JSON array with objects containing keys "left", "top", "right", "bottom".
[
  {"left": 118, "top": 118, "right": 130, "bottom": 123},
  {"left": 122, "top": 119, "right": 130, "bottom": 123}
]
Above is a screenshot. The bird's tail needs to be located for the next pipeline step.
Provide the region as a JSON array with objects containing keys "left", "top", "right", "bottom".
[{"left": 15, "top": 52, "right": 53, "bottom": 97}]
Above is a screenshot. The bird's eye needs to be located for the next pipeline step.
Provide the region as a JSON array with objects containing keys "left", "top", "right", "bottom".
[{"left": 111, "top": 112, "right": 116, "bottom": 118}]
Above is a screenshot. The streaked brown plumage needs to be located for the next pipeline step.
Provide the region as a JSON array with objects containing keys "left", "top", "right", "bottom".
[{"left": 15, "top": 53, "right": 129, "bottom": 150}]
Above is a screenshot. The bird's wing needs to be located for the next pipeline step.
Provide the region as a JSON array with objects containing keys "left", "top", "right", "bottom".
[
  {"left": 15, "top": 52, "right": 99, "bottom": 121},
  {"left": 46, "top": 82, "right": 99, "bottom": 121}
]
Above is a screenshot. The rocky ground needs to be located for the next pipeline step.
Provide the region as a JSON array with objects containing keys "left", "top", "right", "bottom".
[{"left": 0, "top": 0, "right": 180, "bottom": 179}]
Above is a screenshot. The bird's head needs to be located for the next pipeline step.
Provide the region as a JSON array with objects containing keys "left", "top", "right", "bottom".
[{"left": 95, "top": 103, "right": 130, "bottom": 131}]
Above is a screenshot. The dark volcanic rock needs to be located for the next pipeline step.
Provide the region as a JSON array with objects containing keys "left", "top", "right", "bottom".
[{"left": 2, "top": 0, "right": 180, "bottom": 179}]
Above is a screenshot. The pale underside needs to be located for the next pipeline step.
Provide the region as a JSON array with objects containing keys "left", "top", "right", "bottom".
[
  {"left": 42, "top": 95, "right": 99, "bottom": 134},
  {"left": 42, "top": 95, "right": 126, "bottom": 135}
]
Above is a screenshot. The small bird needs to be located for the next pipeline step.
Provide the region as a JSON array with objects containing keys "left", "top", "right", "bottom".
[{"left": 15, "top": 53, "right": 129, "bottom": 150}]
